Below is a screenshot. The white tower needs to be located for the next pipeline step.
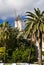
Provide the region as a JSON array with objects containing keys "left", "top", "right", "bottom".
[{"left": 15, "top": 16, "right": 22, "bottom": 31}]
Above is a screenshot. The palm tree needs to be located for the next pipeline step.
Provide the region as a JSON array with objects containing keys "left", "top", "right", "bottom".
[
  {"left": 0, "top": 21, "right": 19, "bottom": 62},
  {"left": 0, "top": 21, "right": 12, "bottom": 62},
  {"left": 25, "top": 8, "right": 44, "bottom": 65}
]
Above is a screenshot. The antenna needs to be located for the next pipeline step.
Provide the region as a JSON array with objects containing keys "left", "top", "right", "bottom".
[
  {"left": 14, "top": 9, "right": 17, "bottom": 18},
  {"left": 14, "top": 9, "right": 17, "bottom": 27}
]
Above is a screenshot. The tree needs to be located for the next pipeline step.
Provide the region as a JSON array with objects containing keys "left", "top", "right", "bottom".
[
  {"left": 0, "top": 21, "right": 12, "bottom": 62},
  {"left": 12, "top": 40, "right": 36, "bottom": 63},
  {"left": 25, "top": 8, "right": 44, "bottom": 65},
  {"left": 0, "top": 21, "right": 19, "bottom": 62}
]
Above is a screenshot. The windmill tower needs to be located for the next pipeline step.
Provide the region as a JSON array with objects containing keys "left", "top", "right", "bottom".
[{"left": 15, "top": 15, "right": 23, "bottom": 31}]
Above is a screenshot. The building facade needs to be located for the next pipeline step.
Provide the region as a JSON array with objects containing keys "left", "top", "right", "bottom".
[{"left": 15, "top": 16, "right": 23, "bottom": 31}]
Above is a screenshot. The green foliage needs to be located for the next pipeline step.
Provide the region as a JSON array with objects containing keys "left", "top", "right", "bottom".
[
  {"left": 25, "top": 8, "right": 44, "bottom": 38},
  {"left": 0, "top": 21, "right": 37, "bottom": 63},
  {"left": 12, "top": 44, "right": 36, "bottom": 63},
  {"left": 0, "top": 47, "right": 5, "bottom": 53},
  {"left": 42, "top": 51, "right": 44, "bottom": 56},
  {"left": 0, "top": 47, "right": 5, "bottom": 61},
  {"left": 0, "top": 21, "right": 19, "bottom": 62},
  {"left": 0, "top": 53, "right": 3, "bottom": 61}
]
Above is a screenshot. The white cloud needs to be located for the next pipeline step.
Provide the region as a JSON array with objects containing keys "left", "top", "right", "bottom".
[{"left": 0, "top": 0, "right": 44, "bottom": 19}]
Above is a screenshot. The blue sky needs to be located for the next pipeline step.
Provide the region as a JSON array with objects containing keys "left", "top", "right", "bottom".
[
  {"left": 0, "top": 0, "right": 44, "bottom": 26},
  {"left": 0, "top": 15, "right": 25, "bottom": 27}
]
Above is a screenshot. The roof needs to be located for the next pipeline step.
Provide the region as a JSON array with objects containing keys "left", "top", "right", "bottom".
[{"left": 16, "top": 16, "right": 22, "bottom": 21}]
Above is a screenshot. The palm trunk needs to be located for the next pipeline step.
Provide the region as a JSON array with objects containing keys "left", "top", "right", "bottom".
[{"left": 38, "top": 31, "right": 42, "bottom": 65}]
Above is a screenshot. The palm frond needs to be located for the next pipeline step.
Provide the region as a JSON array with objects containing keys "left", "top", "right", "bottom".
[
  {"left": 26, "top": 18, "right": 36, "bottom": 22},
  {"left": 25, "top": 8, "right": 44, "bottom": 39},
  {"left": 34, "top": 8, "right": 40, "bottom": 16},
  {"left": 26, "top": 11, "right": 38, "bottom": 19}
]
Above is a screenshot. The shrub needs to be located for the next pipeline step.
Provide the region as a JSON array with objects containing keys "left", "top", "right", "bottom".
[{"left": 12, "top": 44, "right": 36, "bottom": 63}]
